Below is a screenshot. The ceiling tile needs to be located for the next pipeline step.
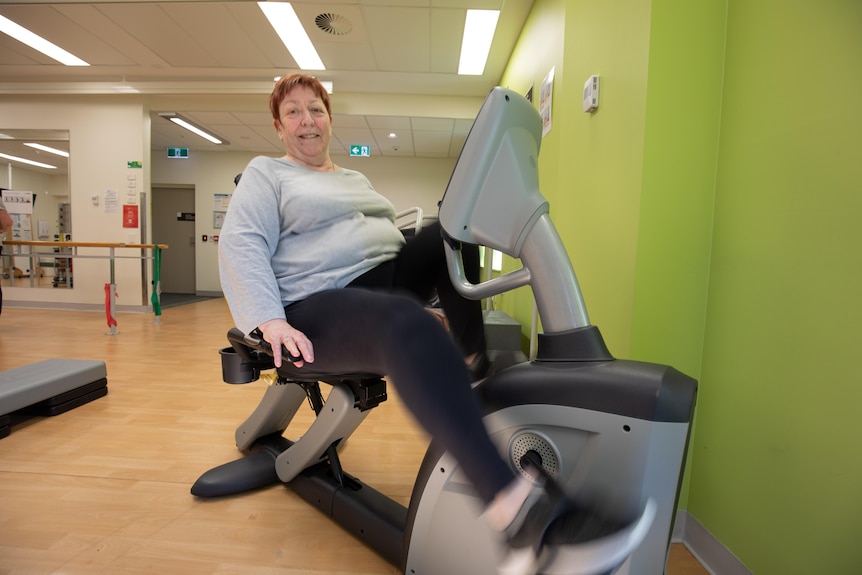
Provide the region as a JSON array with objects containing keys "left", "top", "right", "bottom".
[
  {"left": 366, "top": 116, "right": 411, "bottom": 130},
  {"left": 364, "top": 6, "right": 430, "bottom": 72},
  {"left": 233, "top": 111, "right": 276, "bottom": 128},
  {"left": 430, "top": 8, "right": 463, "bottom": 74},
  {"left": 412, "top": 117, "right": 454, "bottom": 131},
  {"left": 371, "top": 128, "right": 413, "bottom": 155},
  {"left": 95, "top": 3, "right": 221, "bottom": 68},
  {"left": 332, "top": 114, "right": 371, "bottom": 129},
  {"left": 413, "top": 130, "right": 452, "bottom": 155}
]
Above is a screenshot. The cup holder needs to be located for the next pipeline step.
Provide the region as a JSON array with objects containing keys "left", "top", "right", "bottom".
[{"left": 219, "top": 347, "right": 259, "bottom": 384}]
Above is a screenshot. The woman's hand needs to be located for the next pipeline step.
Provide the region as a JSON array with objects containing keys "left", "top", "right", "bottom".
[{"left": 257, "top": 318, "right": 315, "bottom": 368}]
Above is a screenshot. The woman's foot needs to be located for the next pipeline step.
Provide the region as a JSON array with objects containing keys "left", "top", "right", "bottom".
[
  {"left": 467, "top": 350, "right": 492, "bottom": 381},
  {"left": 496, "top": 460, "right": 656, "bottom": 575}
]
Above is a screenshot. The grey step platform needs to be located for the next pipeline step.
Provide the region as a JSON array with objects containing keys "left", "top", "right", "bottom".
[{"left": 0, "top": 359, "right": 108, "bottom": 438}]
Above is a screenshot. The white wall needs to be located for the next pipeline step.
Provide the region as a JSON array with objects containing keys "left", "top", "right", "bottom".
[
  {"left": 336, "top": 155, "right": 456, "bottom": 215},
  {"left": 1, "top": 95, "right": 149, "bottom": 308}
]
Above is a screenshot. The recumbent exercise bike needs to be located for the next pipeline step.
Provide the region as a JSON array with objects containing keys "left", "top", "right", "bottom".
[{"left": 192, "top": 87, "right": 697, "bottom": 575}]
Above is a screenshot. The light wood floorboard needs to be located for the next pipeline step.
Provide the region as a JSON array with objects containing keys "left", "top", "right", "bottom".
[{"left": 0, "top": 300, "right": 708, "bottom": 574}]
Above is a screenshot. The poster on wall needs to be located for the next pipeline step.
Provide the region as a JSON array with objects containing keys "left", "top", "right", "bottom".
[
  {"left": 10, "top": 211, "right": 31, "bottom": 241},
  {"left": 213, "top": 193, "right": 231, "bottom": 211},
  {"left": 104, "top": 189, "right": 120, "bottom": 213},
  {"left": 1, "top": 190, "right": 34, "bottom": 215},
  {"left": 540, "top": 66, "right": 555, "bottom": 137},
  {"left": 1, "top": 190, "right": 33, "bottom": 241}
]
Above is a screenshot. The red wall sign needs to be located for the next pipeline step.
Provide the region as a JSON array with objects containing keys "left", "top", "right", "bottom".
[{"left": 123, "top": 204, "right": 139, "bottom": 228}]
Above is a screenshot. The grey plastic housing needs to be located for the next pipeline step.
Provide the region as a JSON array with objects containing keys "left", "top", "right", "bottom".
[
  {"left": 439, "top": 87, "right": 548, "bottom": 257},
  {"left": 440, "top": 87, "right": 591, "bottom": 331}
]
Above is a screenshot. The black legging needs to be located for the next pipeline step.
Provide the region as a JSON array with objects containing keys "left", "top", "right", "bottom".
[{"left": 282, "top": 221, "right": 512, "bottom": 503}]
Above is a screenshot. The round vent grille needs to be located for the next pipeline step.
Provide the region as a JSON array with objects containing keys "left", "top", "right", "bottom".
[
  {"left": 315, "top": 13, "right": 353, "bottom": 35},
  {"left": 509, "top": 431, "right": 560, "bottom": 482}
]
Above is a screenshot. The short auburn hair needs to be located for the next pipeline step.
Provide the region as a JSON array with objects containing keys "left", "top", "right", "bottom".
[{"left": 269, "top": 73, "right": 332, "bottom": 121}]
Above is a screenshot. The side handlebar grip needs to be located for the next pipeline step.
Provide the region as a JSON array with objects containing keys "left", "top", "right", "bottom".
[{"left": 245, "top": 328, "right": 303, "bottom": 363}]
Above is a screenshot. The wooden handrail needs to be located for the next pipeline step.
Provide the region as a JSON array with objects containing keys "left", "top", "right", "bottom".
[
  {"left": 4, "top": 240, "right": 169, "bottom": 249},
  {"left": 2, "top": 240, "right": 170, "bottom": 333}
]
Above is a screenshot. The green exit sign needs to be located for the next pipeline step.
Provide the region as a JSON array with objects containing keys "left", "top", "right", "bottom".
[
  {"left": 167, "top": 147, "right": 189, "bottom": 158},
  {"left": 349, "top": 145, "right": 370, "bottom": 157}
]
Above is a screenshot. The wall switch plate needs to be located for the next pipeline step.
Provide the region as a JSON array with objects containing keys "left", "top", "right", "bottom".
[{"left": 584, "top": 75, "right": 600, "bottom": 113}]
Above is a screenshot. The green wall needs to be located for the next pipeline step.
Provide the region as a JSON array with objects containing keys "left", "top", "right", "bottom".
[
  {"left": 633, "top": 0, "right": 725, "bottom": 382},
  {"left": 690, "top": 1, "right": 862, "bottom": 573},
  {"left": 501, "top": 0, "right": 862, "bottom": 573},
  {"left": 634, "top": 0, "right": 727, "bottom": 511}
]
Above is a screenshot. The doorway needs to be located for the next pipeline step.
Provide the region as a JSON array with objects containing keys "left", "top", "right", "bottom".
[{"left": 152, "top": 187, "right": 196, "bottom": 294}]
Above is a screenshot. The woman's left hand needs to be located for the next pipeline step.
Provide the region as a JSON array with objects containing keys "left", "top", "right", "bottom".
[{"left": 257, "top": 318, "right": 315, "bottom": 368}]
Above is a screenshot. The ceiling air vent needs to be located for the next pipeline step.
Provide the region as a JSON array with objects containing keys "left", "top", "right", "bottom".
[{"left": 315, "top": 13, "right": 353, "bottom": 35}]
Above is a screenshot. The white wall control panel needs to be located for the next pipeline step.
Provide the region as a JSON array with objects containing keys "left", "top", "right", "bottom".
[{"left": 583, "top": 75, "right": 600, "bottom": 113}]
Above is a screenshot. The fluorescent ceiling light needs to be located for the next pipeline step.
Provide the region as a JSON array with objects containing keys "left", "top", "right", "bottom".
[
  {"left": 259, "top": 2, "right": 325, "bottom": 70},
  {"left": 0, "top": 152, "right": 57, "bottom": 169},
  {"left": 24, "top": 143, "right": 69, "bottom": 158},
  {"left": 0, "top": 14, "right": 89, "bottom": 66},
  {"left": 458, "top": 9, "right": 499, "bottom": 75},
  {"left": 170, "top": 118, "right": 223, "bottom": 144},
  {"left": 158, "top": 113, "right": 228, "bottom": 145}
]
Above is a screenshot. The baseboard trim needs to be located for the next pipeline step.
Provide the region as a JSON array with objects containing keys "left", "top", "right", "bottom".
[
  {"left": 6, "top": 294, "right": 223, "bottom": 313},
  {"left": 674, "top": 510, "right": 753, "bottom": 575}
]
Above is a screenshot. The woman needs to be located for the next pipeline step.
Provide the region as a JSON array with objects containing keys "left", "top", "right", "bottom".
[{"left": 218, "top": 73, "right": 630, "bottom": 575}]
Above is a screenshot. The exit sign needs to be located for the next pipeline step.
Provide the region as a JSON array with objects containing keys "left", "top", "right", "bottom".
[
  {"left": 167, "top": 147, "right": 189, "bottom": 158},
  {"left": 349, "top": 145, "right": 370, "bottom": 157}
]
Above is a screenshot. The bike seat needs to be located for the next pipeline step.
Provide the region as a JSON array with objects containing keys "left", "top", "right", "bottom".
[
  {"left": 274, "top": 361, "right": 382, "bottom": 385},
  {"left": 220, "top": 328, "right": 386, "bottom": 410}
]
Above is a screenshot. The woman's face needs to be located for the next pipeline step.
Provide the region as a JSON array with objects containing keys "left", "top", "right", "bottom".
[{"left": 273, "top": 85, "right": 332, "bottom": 169}]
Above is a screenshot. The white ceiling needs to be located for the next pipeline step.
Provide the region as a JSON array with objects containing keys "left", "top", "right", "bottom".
[{"left": 0, "top": 0, "right": 535, "bottom": 175}]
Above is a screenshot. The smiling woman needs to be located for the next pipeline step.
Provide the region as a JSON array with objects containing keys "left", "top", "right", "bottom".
[{"left": 269, "top": 73, "right": 336, "bottom": 172}]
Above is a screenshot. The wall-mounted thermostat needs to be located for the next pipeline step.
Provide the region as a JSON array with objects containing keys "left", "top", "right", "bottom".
[{"left": 583, "top": 75, "right": 600, "bottom": 113}]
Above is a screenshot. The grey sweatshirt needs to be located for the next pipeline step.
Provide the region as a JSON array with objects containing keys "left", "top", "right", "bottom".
[{"left": 218, "top": 156, "right": 405, "bottom": 333}]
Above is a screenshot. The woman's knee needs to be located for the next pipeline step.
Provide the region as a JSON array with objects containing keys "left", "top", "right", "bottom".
[{"left": 382, "top": 294, "right": 434, "bottom": 329}]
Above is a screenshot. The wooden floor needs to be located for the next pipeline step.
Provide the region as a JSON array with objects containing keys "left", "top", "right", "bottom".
[{"left": 0, "top": 300, "right": 709, "bottom": 574}]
